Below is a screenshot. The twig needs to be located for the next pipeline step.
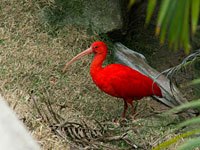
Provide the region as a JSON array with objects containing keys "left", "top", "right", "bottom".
[
  {"left": 123, "top": 137, "right": 139, "bottom": 149},
  {"left": 43, "top": 88, "right": 61, "bottom": 123},
  {"left": 98, "top": 133, "right": 127, "bottom": 142},
  {"left": 29, "top": 92, "right": 46, "bottom": 122}
]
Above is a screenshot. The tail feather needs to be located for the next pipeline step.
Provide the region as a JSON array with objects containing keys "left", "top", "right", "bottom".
[{"left": 152, "top": 83, "right": 162, "bottom": 97}]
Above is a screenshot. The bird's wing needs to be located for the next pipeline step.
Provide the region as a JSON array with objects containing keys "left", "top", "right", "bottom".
[{"left": 102, "top": 64, "right": 152, "bottom": 99}]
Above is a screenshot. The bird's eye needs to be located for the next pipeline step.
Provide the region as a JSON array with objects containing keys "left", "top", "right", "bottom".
[{"left": 94, "top": 46, "right": 98, "bottom": 49}]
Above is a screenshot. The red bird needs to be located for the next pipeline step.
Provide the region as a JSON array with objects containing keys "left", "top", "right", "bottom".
[{"left": 63, "top": 41, "right": 162, "bottom": 118}]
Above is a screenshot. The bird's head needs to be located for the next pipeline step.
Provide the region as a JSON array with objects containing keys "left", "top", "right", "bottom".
[
  {"left": 62, "top": 41, "right": 107, "bottom": 72},
  {"left": 91, "top": 41, "right": 108, "bottom": 54}
]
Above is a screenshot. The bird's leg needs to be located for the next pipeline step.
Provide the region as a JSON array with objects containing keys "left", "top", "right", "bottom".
[
  {"left": 130, "top": 101, "right": 141, "bottom": 119},
  {"left": 130, "top": 101, "right": 140, "bottom": 119},
  {"left": 130, "top": 101, "right": 136, "bottom": 116},
  {"left": 122, "top": 100, "right": 128, "bottom": 118},
  {"left": 113, "top": 100, "right": 128, "bottom": 124}
]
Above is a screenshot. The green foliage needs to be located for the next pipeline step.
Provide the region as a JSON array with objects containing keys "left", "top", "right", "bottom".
[
  {"left": 177, "top": 117, "right": 200, "bottom": 129},
  {"left": 155, "top": 0, "right": 199, "bottom": 53},
  {"left": 153, "top": 48, "right": 200, "bottom": 149},
  {"left": 153, "top": 95, "right": 200, "bottom": 149},
  {"left": 156, "top": 0, "right": 195, "bottom": 53},
  {"left": 188, "top": 78, "right": 200, "bottom": 86},
  {"left": 166, "top": 99, "right": 200, "bottom": 114},
  {"left": 152, "top": 46, "right": 200, "bottom": 149},
  {"left": 130, "top": 0, "right": 200, "bottom": 53},
  {"left": 145, "top": 0, "right": 157, "bottom": 24},
  {"left": 153, "top": 99, "right": 200, "bottom": 149},
  {"left": 178, "top": 138, "right": 200, "bottom": 150},
  {"left": 191, "top": 0, "right": 200, "bottom": 34},
  {"left": 128, "top": 0, "right": 136, "bottom": 10},
  {"left": 152, "top": 129, "right": 200, "bottom": 150}
]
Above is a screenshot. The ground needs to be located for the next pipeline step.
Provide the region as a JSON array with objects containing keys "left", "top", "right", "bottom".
[{"left": 0, "top": 0, "right": 194, "bottom": 149}]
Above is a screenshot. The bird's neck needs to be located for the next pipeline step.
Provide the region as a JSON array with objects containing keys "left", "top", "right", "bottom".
[{"left": 90, "top": 53, "right": 106, "bottom": 76}]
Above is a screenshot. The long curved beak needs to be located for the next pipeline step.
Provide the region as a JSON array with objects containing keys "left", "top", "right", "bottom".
[{"left": 62, "top": 47, "right": 93, "bottom": 72}]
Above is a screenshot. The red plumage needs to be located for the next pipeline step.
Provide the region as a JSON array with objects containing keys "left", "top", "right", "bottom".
[
  {"left": 91, "top": 64, "right": 162, "bottom": 99},
  {"left": 63, "top": 41, "right": 162, "bottom": 118}
]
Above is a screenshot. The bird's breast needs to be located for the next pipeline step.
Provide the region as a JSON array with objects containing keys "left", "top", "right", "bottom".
[{"left": 91, "top": 73, "right": 120, "bottom": 97}]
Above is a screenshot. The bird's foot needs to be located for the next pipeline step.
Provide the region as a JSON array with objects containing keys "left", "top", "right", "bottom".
[
  {"left": 130, "top": 107, "right": 146, "bottom": 120},
  {"left": 130, "top": 112, "right": 139, "bottom": 120},
  {"left": 113, "top": 117, "right": 128, "bottom": 125}
]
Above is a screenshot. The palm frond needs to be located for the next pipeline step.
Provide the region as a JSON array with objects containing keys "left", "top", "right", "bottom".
[
  {"left": 177, "top": 117, "right": 200, "bottom": 129},
  {"left": 189, "top": 78, "right": 200, "bottom": 86},
  {"left": 166, "top": 99, "right": 200, "bottom": 114},
  {"left": 191, "top": 0, "right": 200, "bottom": 34},
  {"left": 153, "top": 129, "right": 200, "bottom": 150},
  {"left": 128, "top": 0, "right": 136, "bottom": 10},
  {"left": 145, "top": 0, "right": 200, "bottom": 52},
  {"left": 177, "top": 138, "right": 200, "bottom": 150},
  {"left": 153, "top": 97, "right": 200, "bottom": 149},
  {"left": 145, "top": 0, "right": 157, "bottom": 24}
]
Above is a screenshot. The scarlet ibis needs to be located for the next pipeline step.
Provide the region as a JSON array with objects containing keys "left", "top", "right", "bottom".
[{"left": 63, "top": 41, "right": 162, "bottom": 118}]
